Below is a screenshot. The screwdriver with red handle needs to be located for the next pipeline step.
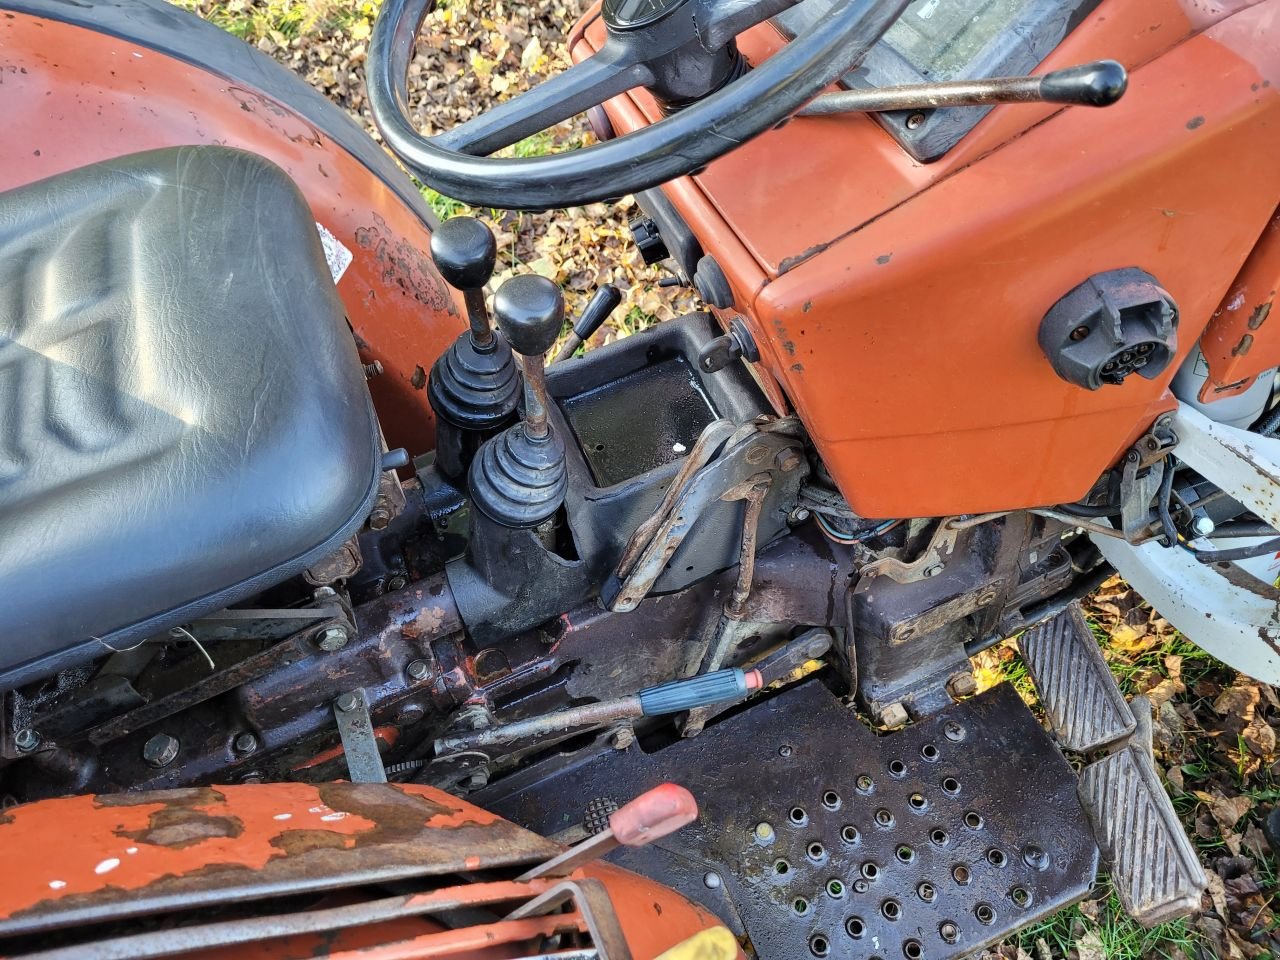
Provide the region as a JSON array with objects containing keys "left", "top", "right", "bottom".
[{"left": 517, "top": 782, "right": 698, "bottom": 881}]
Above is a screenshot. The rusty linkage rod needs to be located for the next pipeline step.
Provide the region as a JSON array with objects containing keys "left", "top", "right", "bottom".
[{"left": 798, "top": 60, "right": 1127, "bottom": 117}]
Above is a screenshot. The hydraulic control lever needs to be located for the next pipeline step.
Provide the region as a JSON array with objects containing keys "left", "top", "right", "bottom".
[
  {"left": 467, "top": 275, "right": 569, "bottom": 528},
  {"left": 798, "top": 59, "right": 1128, "bottom": 117},
  {"left": 551, "top": 284, "right": 622, "bottom": 363}
]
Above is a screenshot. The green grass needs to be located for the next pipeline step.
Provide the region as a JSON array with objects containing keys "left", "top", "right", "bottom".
[
  {"left": 171, "top": 0, "right": 374, "bottom": 41},
  {"left": 1018, "top": 888, "right": 1199, "bottom": 959}
]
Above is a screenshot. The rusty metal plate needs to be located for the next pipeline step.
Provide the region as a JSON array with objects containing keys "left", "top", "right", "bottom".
[
  {"left": 0, "top": 782, "right": 559, "bottom": 937},
  {"left": 480, "top": 681, "right": 1099, "bottom": 960}
]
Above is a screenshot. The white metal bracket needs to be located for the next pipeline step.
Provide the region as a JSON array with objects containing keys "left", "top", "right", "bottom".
[{"left": 1089, "top": 403, "right": 1280, "bottom": 685}]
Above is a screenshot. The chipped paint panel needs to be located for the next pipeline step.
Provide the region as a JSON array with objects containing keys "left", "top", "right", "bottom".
[
  {"left": 0, "top": 783, "right": 558, "bottom": 937},
  {"left": 1201, "top": 206, "right": 1280, "bottom": 400}
]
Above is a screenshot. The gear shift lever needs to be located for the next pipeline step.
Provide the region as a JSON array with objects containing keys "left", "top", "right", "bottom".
[
  {"left": 468, "top": 275, "right": 568, "bottom": 528},
  {"left": 426, "top": 217, "right": 520, "bottom": 481}
]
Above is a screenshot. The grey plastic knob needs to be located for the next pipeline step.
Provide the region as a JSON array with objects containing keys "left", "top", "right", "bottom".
[
  {"left": 430, "top": 216, "right": 497, "bottom": 290},
  {"left": 493, "top": 275, "right": 565, "bottom": 357}
]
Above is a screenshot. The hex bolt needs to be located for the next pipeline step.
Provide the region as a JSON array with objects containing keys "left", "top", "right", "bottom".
[
  {"left": 406, "top": 659, "right": 431, "bottom": 682},
  {"left": 386, "top": 575, "right": 408, "bottom": 592},
  {"left": 335, "top": 692, "right": 361, "bottom": 713},
  {"left": 922, "top": 563, "right": 944, "bottom": 578},
  {"left": 369, "top": 504, "right": 393, "bottom": 530},
  {"left": 880, "top": 702, "right": 909, "bottom": 729},
  {"left": 13, "top": 729, "right": 40, "bottom": 753},
  {"left": 233, "top": 733, "right": 258, "bottom": 755},
  {"left": 775, "top": 448, "right": 803, "bottom": 473},
  {"left": 316, "top": 625, "right": 350, "bottom": 652},
  {"left": 788, "top": 507, "right": 811, "bottom": 523},
  {"left": 143, "top": 733, "right": 180, "bottom": 768},
  {"left": 611, "top": 727, "right": 635, "bottom": 751},
  {"left": 947, "top": 672, "right": 979, "bottom": 698}
]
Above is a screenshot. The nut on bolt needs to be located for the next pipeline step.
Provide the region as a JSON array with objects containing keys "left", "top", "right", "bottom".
[
  {"left": 335, "top": 692, "right": 361, "bottom": 713},
  {"left": 879, "top": 702, "right": 909, "bottom": 729},
  {"left": 316, "top": 624, "right": 350, "bottom": 651},
  {"left": 406, "top": 659, "right": 431, "bottom": 682},
  {"left": 775, "top": 448, "right": 804, "bottom": 473},
  {"left": 143, "top": 733, "right": 180, "bottom": 768},
  {"left": 947, "top": 672, "right": 979, "bottom": 699},
  {"left": 13, "top": 729, "right": 40, "bottom": 753},
  {"left": 233, "top": 732, "right": 258, "bottom": 755}
]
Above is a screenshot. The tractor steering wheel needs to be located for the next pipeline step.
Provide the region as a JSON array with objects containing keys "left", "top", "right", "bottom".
[{"left": 367, "top": 0, "right": 910, "bottom": 210}]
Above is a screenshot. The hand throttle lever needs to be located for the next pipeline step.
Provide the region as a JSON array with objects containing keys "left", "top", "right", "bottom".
[{"left": 798, "top": 59, "right": 1128, "bottom": 117}]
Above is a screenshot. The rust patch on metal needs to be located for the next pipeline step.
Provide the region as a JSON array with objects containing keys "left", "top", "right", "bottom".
[
  {"left": 1234, "top": 334, "right": 1254, "bottom": 356},
  {"left": 1186, "top": 115, "right": 1205, "bottom": 130},
  {"left": 94, "top": 787, "right": 225, "bottom": 809},
  {"left": 1248, "top": 300, "right": 1272, "bottom": 330},
  {"left": 778, "top": 241, "right": 832, "bottom": 275},
  {"left": 354, "top": 213, "right": 457, "bottom": 315},
  {"left": 411, "top": 364, "right": 427, "bottom": 389},
  {"left": 119, "top": 807, "right": 245, "bottom": 849},
  {"left": 876, "top": 253, "right": 893, "bottom": 265},
  {"left": 227, "top": 86, "right": 323, "bottom": 147},
  {"left": 270, "top": 828, "right": 351, "bottom": 857},
  {"left": 403, "top": 606, "right": 448, "bottom": 640}
]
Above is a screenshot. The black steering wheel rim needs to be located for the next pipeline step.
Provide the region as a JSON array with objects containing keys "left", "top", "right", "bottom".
[{"left": 368, "top": 0, "right": 909, "bottom": 211}]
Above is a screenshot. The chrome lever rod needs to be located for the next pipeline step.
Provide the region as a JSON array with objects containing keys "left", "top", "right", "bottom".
[{"left": 798, "top": 59, "right": 1127, "bottom": 117}]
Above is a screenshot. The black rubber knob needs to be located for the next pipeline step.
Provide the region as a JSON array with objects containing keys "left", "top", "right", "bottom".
[
  {"left": 493, "top": 275, "right": 565, "bottom": 357},
  {"left": 1040, "top": 60, "right": 1128, "bottom": 107},
  {"left": 430, "top": 216, "right": 497, "bottom": 290}
]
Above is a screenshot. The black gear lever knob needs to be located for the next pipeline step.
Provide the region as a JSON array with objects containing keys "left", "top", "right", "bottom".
[
  {"left": 432, "top": 216, "right": 499, "bottom": 347},
  {"left": 430, "top": 216, "right": 497, "bottom": 291},
  {"left": 493, "top": 275, "right": 565, "bottom": 358}
]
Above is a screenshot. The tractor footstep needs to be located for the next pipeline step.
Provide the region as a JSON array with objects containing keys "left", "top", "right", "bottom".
[
  {"left": 1019, "top": 600, "right": 1135, "bottom": 752},
  {"left": 478, "top": 679, "right": 1099, "bottom": 960}
]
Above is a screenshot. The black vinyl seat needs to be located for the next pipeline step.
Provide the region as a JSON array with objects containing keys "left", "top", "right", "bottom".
[{"left": 0, "top": 147, "right": 381, "bottom": 683}]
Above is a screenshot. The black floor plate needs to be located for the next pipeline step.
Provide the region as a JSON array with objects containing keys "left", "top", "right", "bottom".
[{"left": 478, "top": 681, "right": 1099, "bottom": 960}]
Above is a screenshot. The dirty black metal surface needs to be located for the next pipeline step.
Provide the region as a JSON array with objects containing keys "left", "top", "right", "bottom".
[{"left": 479, "top": 680, "right": 1099, "bottom": 960}]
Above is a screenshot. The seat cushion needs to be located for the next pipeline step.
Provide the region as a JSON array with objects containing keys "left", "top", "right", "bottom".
[{"left": 0, "top": 146, "right": 380, "bottom": 682}]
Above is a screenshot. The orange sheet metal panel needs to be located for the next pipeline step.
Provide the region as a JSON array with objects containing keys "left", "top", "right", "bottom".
[
  {"left": 0, "top": 13, "right": 464, "bottom": 458},
  {"left": 1198, "top": 206, "right": 1280, "bottom": 400},
  {"left": 0, "top": 782, "right": 728, "bottom": 960},
  {"left": 589, "top": 0, "right": 1280, "bottom": 515}
]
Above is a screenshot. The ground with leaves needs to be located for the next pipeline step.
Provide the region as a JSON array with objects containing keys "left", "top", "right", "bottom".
[{"left": 168, "top": 0, "right": 1279, "bottom": 955}]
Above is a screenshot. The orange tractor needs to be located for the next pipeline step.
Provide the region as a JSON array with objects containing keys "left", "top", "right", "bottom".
[{"left": 0, "top": 0, "right": 1277, "bottom": 956}]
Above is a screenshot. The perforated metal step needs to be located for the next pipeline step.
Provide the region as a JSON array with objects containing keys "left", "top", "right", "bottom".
[
  {"left": 478, "top": 680, "right": 1099, "bottom": 960},
  {"left": 1019, "top": 601, "right": 1136, "bottom": 753}
]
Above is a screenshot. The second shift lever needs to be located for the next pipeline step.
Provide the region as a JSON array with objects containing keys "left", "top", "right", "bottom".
[{"left": 467, "top": 275, "right": 569, "bottom": 528}]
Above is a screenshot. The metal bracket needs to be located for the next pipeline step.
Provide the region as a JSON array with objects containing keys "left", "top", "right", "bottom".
[
  {"left": 605, "top": 416, "right": 805, "bottom": 612},
  {"left": 862, "top": 517, "right": 960, "bottom": 584},
  {"left": 1090, "top": 402, "right": 1280, "bottom": 684},
  {"left": 1117, "top": 415, "right": 1178, "bottom": 542},
  {"left": 333, "top": 689, "right": 387, "bottom": 783}
]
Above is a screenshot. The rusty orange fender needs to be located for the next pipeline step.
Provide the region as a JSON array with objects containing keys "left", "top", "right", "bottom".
[{"left": 0, "top": 782, "right": 730, "bottom": 959}]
